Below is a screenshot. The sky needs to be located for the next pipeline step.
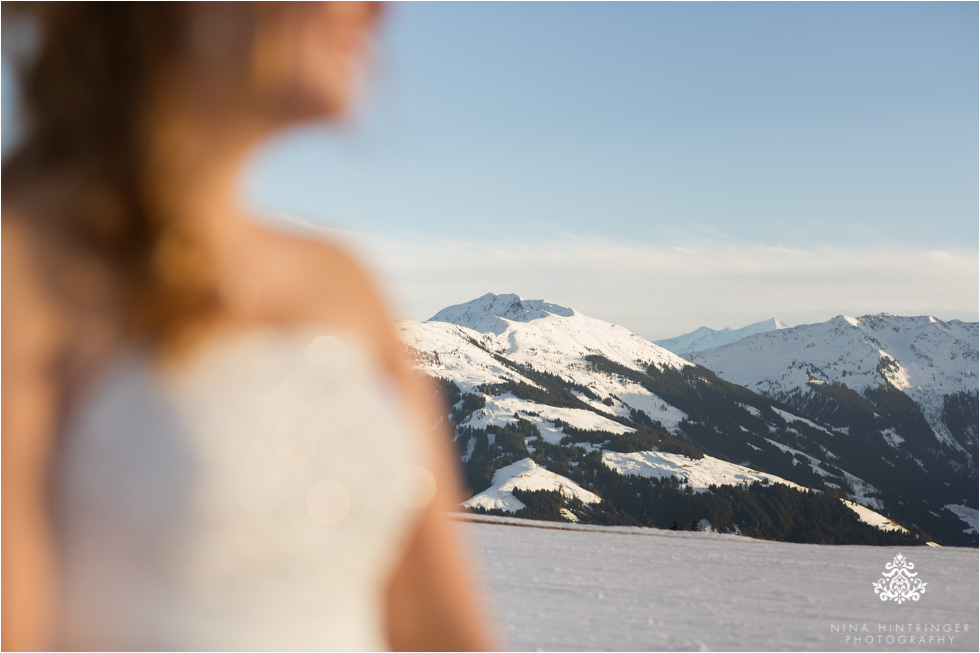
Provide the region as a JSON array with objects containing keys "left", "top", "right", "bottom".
[{"left": 3, "top": 3, "right": 978, "bottom": 340}]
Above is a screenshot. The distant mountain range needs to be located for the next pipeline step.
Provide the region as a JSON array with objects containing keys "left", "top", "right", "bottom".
[
  {"left": 397, "top": 293, "right": 979, "bottom": 546},
  {"left": 688, "top": 313, "right": 978, "bottom": 460},
  {"left": 654, "top": 318, "right": 790, "bottom": 355}
]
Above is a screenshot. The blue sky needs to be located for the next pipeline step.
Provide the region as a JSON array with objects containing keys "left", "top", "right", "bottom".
[
  {"left": 4, "top": 2, "right": 978, "bottom": 338},
  {"left": 247, "top": 2, "right": 977, "bottom": 246}
]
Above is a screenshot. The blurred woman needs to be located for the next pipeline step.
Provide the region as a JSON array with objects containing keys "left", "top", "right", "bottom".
[{"left": 2, "top": 3, "right": 492, "bottom": 650}]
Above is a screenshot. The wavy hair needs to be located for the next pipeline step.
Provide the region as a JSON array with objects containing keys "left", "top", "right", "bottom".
[{"left": 4, "top": 3, "right": 281, "bottom": 354}]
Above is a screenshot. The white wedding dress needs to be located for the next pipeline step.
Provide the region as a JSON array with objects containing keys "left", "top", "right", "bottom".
[{"left": 52, "top": 329, "right": 436, "bottom": 651}]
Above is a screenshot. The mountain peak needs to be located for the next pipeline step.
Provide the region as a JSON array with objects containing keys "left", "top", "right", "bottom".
[{"left": 428, "top": 293, "right": 575, "bottom": 334}]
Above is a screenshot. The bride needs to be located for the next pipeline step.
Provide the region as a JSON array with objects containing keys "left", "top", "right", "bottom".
[{"left": 2, "top": 3, "right": 492, "bottom": 650}]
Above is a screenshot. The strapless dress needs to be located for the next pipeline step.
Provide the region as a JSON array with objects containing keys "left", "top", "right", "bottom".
[{"left": 52, "top": 329, "right": 437, "bottom": 651}]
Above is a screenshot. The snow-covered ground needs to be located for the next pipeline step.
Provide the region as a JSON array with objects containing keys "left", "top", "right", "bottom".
[{"left": 460, "top": 517, "right": 979, "bottom": 651}]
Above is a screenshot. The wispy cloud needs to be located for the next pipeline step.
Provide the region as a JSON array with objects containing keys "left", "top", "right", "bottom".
[{"left": 274, "top": 218, "right": 979, "bottom": 341}]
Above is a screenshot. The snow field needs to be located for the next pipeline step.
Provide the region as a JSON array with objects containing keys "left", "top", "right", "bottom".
[{"left": 460, "top": 518, "right": 979, "bottom": 651}]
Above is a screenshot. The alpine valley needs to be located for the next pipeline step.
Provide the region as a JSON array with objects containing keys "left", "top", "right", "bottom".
[{"left": 396, "top": 293, "right": 979, "bottom": 547}]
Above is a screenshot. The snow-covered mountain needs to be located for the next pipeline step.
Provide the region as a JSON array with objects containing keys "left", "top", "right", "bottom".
[
  {"left": 430, "top": 293, "right": 575, "bottom": 335},
  {"left": 402, "top": 292, "right": 692, "bottom": 435},
  {"left": 682, "top": 313, "right": 979, "bottom": 543},
  {"left": 688, "top": 313, "right": 977, "bottom": 452},
  {"left": 654, "top": 318, "right": 789, "bottom": 355},
  {"left": 426, "top": 292, "right": 689, "bottom": 376},
  {"left": 397, "top": 294, "right": 968, "bottom": 545}
]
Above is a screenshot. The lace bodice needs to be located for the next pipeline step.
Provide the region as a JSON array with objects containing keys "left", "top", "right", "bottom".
[{"left": 52, "top": 329, "right": 435, "bottom": 650}]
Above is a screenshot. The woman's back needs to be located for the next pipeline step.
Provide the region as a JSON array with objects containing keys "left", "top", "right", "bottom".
[{"left": 53, "top": 327, "right": 433, "bottom": 650}]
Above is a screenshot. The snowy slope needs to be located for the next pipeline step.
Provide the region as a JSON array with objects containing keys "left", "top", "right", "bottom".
[
  {"left": 405, "top": 293, "right": 691, "bottom": 434},
  {"left": 602, "top": 449, "right": 804, "bottom": 492},
  {"left": 462, "top": 458, "right": 602, "bottom": 513},
  {"left": 400, "top": 317, "right": 692, "bottom": 434},
  {"left": 396, "top": 319, "right": 532, "bottom": 392},
  {"left": 842, "top": 500, "right": 909, "bottom": 533},
  {"left": 654, "top": 317, "right": 789, "bottom": 355},
  {"left": 462, "top": 518, "right": 979, "bottom": 651},
  {"left": 463, "top": 393, "right": 635, "bottom": 437},
  {"left": 688, "top": 313, "right": 978, "bottom": 449}
]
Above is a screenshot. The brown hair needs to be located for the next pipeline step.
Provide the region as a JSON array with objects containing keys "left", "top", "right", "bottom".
[{"left": 4, "top": 3, "right": 252, "bottom": 353}]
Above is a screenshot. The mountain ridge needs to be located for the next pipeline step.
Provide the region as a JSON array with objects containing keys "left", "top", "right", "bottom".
[{"left": 398, "top": 292, "right": 978, "bottom": 545}]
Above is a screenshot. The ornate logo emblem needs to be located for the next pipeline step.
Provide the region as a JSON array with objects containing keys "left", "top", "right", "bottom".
[{"left": 873, "top": 553, "right": 927, "bottom": 603}]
